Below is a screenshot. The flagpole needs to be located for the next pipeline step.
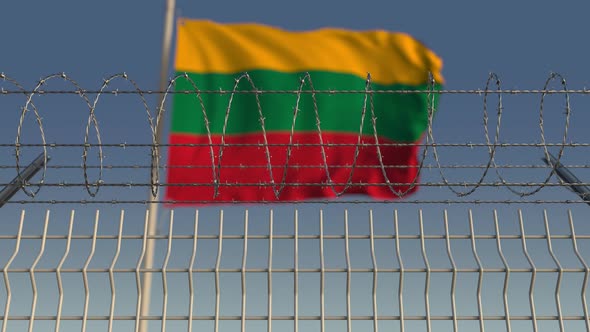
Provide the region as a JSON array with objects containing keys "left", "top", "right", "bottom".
[{"left": 140, "top": 0, "right": 176, "bottom": 330}]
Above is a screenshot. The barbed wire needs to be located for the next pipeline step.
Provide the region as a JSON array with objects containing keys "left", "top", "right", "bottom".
[
  {"left": 3, "top": 163, "right": 590, "bottom": 169},
  {"left": 3, "top": 143, "right": 590, "bottom": 147},
  {"left": 1, "top": 71, "right": 585, "bottom": 203}
]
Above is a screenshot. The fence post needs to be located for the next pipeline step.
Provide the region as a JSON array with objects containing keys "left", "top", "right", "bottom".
[{"left": 140, "top": 0, "right": 176, "bottom": 331}]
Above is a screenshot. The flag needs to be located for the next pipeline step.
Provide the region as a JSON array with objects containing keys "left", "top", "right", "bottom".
[{"left": 166, "top": 19, "right": 443, "bottom": 203}]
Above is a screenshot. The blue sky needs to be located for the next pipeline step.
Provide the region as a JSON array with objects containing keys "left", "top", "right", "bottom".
[
  {"left": 2, "top": 1, "right": 590, "bottom": 331},
  {"left": 3, "top": 0, "right": 590, "bottom": 206},
  {"left": 3, "top": 0, "right": 590, "bottom": 86}
]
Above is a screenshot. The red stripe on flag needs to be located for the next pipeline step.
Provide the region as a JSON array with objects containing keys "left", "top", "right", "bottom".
[{"left": 165, "top": 132, "right": 421, "bottom": 203}]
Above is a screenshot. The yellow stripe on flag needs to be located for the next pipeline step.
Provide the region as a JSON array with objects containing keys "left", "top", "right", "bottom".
[{"left": 175, "top": 19, "right": 444, "bottom": 86}]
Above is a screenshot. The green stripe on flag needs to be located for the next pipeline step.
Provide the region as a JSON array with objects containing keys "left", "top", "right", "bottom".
[{"left": 171, "top": 70, "right": 440, "bottom": 143}]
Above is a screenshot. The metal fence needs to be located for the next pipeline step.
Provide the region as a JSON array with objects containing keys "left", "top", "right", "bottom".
[
  {"left": 2, "top": 72, "right": 590, "bottom": 331},
  {"left": 3, "top": 208, "right": 590, "bottom": 332}
]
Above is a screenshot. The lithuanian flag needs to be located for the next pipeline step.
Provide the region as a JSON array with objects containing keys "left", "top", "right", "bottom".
[{"left": 166, "top": 19, "right": 443, "bottom": 203}]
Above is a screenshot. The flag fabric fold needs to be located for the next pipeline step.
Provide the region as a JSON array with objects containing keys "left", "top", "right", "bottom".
[{"left": 166, "top": 19, "right": 443, "bottom": 203}]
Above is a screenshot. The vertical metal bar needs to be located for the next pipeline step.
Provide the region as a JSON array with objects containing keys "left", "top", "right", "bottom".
[
  {"left": 319, "top": 210, "right": 325, "bottom": 332},
  {"left": 569, "top": 210, "right": 590, "bottom": 331},
  {"left": 188, "top": 211, "right": 199, "bottom": 332},
  {"left": 268, "top": 210, "right": 273, "bottom": 332},
  {"left": 241, "top": 210, "right": 248, "bottom": 332},
  {"left": 141, "top": 210, "right": 158, "bottom": 332},
  {"left": 294, "top": 210, "right": 299, "bottom": 332},
  {"left": 135, "top": 211, "right": 149, "bottom": 332},
  {"left": 214, "top": 211, "right": 224, "bottom": 332},
  {"left": 1, "top": 210, "right": 24, "bottom": 332},
  {"left": 108, "top": 211, "right": 124, "bottom": 332},
  {"left": 394, "top": 210, "right": 404, "bottom": 332},
  {"left": 55, "top": 210, "right": 74, "bottom": 332},
  {"left": 494, "top": 210, "right": 511, "bottom": 332},
  {"left": 369, "top": 210, "right": 379, "bottom": 332},
  {"left": 161, "top": 211, "right": 174, "bottom": 332},
  {"left": 28, "top": 210, "right": 49, "bottom": 332},
  {"left": 142, "top": 0, "right": 176, "bottom": 330},
  {"left": 469, "top": 210, "right": 485, "bottom": 332},
  {"left": 82, "top": 211, "right": 99, "bottom": 332},
  {"left": 543, "top": 210, "right": 564, "bottom": 332},
  {"left": 443, "top": 210, "right": 458, "bottom": 332},
  {"left": 418, "top": 210, "right": 431, "bottom": 332},
  {"left": 519, "top": 210, "right": 538, "bottom": 332},
  {"left": 344, "top": 210, "right": 352, "bottom": 332}
]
